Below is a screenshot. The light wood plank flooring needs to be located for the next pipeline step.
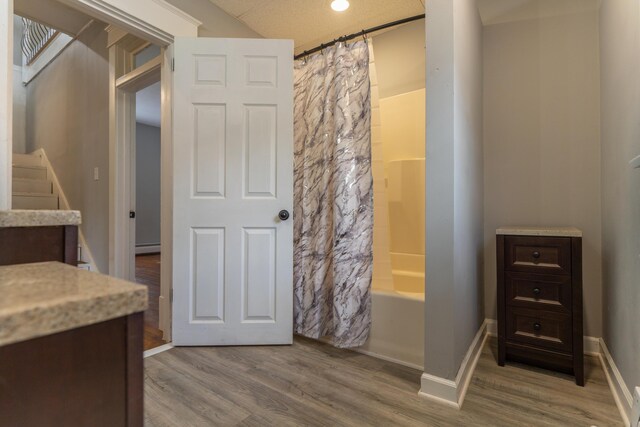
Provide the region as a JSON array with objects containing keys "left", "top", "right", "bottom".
[{"left": 144, "top": 337, "right": 622, "bottom": 426}]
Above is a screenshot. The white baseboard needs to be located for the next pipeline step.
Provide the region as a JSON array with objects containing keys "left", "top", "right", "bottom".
[
  {"left": 418, "top": 319, "right": 490, "bottom": 409},
  {"left": 136, "top": 244, "right": 161, "bottom": 254},
  {"left": 599, "top": 338, "right": 633, "bottom": 426},
  {"left": 143, "top": 342, "right": 173, "bottom": 358},
  {"left": 486, "top": 318, "right": 497, "bottom": 336},
  {"left": 354, "top": 347, "right": 424, "bottom": 371},
  {"left": 33, "top": 148, "right": 99, "bottom": 273},
  {"left": 584, "top": 336, "right": 600, "bottom": 357}
]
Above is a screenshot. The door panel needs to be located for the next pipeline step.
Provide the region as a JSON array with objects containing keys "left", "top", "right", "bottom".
[{"left": 172, "top": 37, "right": 293, "bottom": 346}]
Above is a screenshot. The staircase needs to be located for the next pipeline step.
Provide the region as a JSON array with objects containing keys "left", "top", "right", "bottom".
[
  {"left": 12, "top": 153, "right": 59, "bottom": 210},
  {"left": 11, "top": 152, "right": 93, "bottom": 270}
]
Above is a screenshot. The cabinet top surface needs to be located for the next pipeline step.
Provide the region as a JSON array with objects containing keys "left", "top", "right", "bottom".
[
  {"left": 496, "top": 226, "right": 582, "bottom": 237},
  {"left": 0, "top": 262, "right": 147, "bottom": 347},
  {"left": 0, "top": 210, "right": 81, "bottom": 227}
]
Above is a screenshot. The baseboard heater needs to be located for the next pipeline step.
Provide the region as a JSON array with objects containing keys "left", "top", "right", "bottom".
[{"left": 135, "top": 244, "right": 161, "bottom": 255}]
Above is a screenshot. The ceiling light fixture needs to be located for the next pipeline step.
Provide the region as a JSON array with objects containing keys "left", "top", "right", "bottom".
[{"left": 331, "top": 0, "right": 350, "bottom": 12}]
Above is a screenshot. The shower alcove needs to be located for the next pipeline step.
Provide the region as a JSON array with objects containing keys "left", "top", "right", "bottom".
[{"left": 360, "top": 27, "right": 426, "bottom": 369}]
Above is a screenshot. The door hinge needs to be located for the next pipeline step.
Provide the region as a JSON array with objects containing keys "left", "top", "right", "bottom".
[{"left": 171, "top": 58, "right": 175, "bottom": 72}]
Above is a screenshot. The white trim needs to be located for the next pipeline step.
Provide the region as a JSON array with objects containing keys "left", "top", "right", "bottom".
[
  {"left": 0, "top": 1, "right": 13, "bottom": 210},
  {"left": 159, "top": 45, "right": 173, "bottom": 342},
  {"left": 353, "top": 347, "right": 424, "bottom": 371},
  {"left": 143, "top": 342, "right": 173, "bottom": 358},
  {"left": 116, "top": 55, "right": 161, "bottom": 92},
  {"left": 419, "top": 319, "right": 490, "bottom": 409},
  {"left": 33, "top": 148, "right": 99, "bottom": 272},
  {"left": 599, "top": 338, "right": 633, "bottom": 426},
  {"left": 136, "top": 244, "right": 160, "bottom": 254},
  {"left": 630, "top": 154, "right": 640, "bottom": 169},
  {"left": 486, "top": 318, "right": 497, "bottom": 336},
  {"left": 584, "top": 336, "right": 600, "bottom": 357},
  {"left": 21, "top": 20, "right": 94, "bottom": 85},
  {"left": 57, "top": 0, "right": 199, "bottom": 46}
]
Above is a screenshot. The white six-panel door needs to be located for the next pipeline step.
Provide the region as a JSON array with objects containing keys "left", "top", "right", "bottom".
[{"left": 172, "top": 38, "right": 294, "bottom": 345}]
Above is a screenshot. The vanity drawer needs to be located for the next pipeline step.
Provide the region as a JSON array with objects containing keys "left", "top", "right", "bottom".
[
  {"left": 505, "top": 236, "right": 571, "bottom": 275},
  {"left": 505, "top": 272, "right": 571, "bottom": 312},
  {"left": 506, "top": 307, "right": 572, "bottom": 353}
]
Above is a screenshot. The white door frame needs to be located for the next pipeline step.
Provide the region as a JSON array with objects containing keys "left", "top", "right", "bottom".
[
  {"left": 0, "top": 0, "right": 199, "bottom": 340},
  {"left": 0, "top": 1, "right": 13, "bottom": 210}
]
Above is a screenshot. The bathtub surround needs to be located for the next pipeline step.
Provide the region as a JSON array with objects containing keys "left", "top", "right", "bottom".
[{"left": 293, "top": 41, "right": 373, "bottom": 348}]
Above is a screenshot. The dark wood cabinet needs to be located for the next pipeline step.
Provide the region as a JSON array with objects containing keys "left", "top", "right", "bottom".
[
  {"left": 0, "top": 312, "right": 144, "bottom": 427},
  {"left": 0, "top": 225, "right": 78, "bottom": 266},
  {"left": 497, "top": 231, "right": 584, "bottom": 386}
]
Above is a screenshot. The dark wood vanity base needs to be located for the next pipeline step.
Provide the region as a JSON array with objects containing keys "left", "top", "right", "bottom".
[{"left": 497, "top": 228, "right": 584, "bottom": 386}]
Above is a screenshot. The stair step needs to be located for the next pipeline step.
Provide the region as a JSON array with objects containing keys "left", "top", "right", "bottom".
[
  {"left": 12, "top": 165, "right": 47, "bottom": 180},
  {"left": 12, "top": 178, "right": 53, "bottom": 194},
  {"left": 12, "top": 193, "right": 59, "bottom": 210},
  {"left": 12, "top": 153, "right": 42, "bottom": 167}
]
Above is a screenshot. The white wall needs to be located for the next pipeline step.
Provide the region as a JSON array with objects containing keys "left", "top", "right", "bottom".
[
  {"left": 482, "top": 9, "right": 602, "bottom": 337},
  {"left": 600, "top": 0, "right": 640, "bottom": 404},
  {"left": 135, "top": 122, "right": 161, "bottom": 247},
  {"left": 424, "top": 0, "right": 484, "bottom": 381},
  {"left": 26, "top": 22, "right": 110, "bottom": 272}
]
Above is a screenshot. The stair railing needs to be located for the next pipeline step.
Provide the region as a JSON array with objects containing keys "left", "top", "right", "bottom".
[{"left": 21, "top": 18, "right": 59, "bottom": 65}]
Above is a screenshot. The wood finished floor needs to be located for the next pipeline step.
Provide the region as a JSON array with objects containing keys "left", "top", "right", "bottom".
[
  {"left": 135, "top": 254, "right": 167, "bottom": 351},
  {"left": 144, "top": 336, "right": 622, "bottom": 426}
]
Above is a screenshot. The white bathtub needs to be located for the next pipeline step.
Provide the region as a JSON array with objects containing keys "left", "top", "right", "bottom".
[{"left": 359, "top": 288, "right": 424, "bottom": 370}]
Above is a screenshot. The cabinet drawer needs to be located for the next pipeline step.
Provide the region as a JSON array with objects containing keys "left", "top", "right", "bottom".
[
  {"left": 506, "top": 307, "right": 572, "bottom": 353},
  {"left": 505, "top": 236, "right": 571, "bottom": 275},
  {"left": 506, "top": 272, "right": 571, "bottom": 312}
]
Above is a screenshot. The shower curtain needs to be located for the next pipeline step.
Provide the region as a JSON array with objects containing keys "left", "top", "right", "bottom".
[{"left": 293, "top": 41, "right": 373, "bottom": 348}]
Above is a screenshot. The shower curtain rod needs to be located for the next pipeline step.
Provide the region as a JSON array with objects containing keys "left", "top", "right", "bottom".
[{"left": 294, "top": 13, "right": 426, "bottom": 60}]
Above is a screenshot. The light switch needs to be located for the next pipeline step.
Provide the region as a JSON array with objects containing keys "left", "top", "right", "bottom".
[{"left": 94, "top": 167, "right": 99, "bottom": 181}]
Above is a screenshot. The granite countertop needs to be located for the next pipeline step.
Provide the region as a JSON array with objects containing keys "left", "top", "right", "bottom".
[
  {"left": 0, "top": 262, "right": 147, "bottom": 347},
  {"left": 0, "top": 210, "right": 82, "bottom": 227},
  {"left": 496, "top": 226, "right": 582, "bottom": 238}
]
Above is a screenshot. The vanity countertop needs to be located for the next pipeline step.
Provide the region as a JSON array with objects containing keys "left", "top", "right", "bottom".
[
  {"left": 0, "top": 209, "right": 81, "bottom": 227},
  {"left": 496, "top": 226, "right": 582, "bottom": 238},
  {"left": 0, "top": 262, "right": 147, "bottom": 347}
]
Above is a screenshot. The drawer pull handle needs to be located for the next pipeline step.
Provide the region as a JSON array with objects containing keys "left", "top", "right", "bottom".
[
  {"left": 532, "top": 251, "right": 541, "bottom": 259},
  {"left": 532, "top": 287, "right": 541, "bottom": 296},
  {"left": 533, "top": 322, "right": 542, "bottom": 331}
]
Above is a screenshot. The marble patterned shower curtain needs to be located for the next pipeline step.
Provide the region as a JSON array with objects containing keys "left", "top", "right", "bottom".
[{"left": 293, "top": 41, "right": 373, "bottom": 348}]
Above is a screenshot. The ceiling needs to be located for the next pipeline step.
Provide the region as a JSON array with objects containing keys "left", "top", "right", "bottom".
[
  {"left": 477, "top": 0, "right": 601, "bottom": 26},
  {"left": 207, "top": 0, "right": 424, "bottom": 54},
  {"left": 136, "top": 82, "right": 161, "bottom": 128}
]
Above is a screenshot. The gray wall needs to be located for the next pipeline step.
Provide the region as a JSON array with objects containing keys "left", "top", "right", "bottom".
[
  {"left": 600, "top": 0, "right": 640, "bottom": 398},
  {"left": 26, "top": 22, "right": 109, "bottom": 273},
  {"left": 13, "top": 16, "right": 26, "bottom": 154},
  {"left": 164, "top": 0, "right": 262, "bottom": 38},
  {"left": 136, "top": 122, "right": 161, "bottom": 247},
  {"left": 482, "top": 10, "right": 602, "bottom": 337},
  {"left": 13, "top": 16, "right": 22, "bottom": 66},
  {"left": 425, "top": 0, "right": 484, "bottom": 380},
  {"left": 371, "top": 20, "right": 425, "bottom": 99}
]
